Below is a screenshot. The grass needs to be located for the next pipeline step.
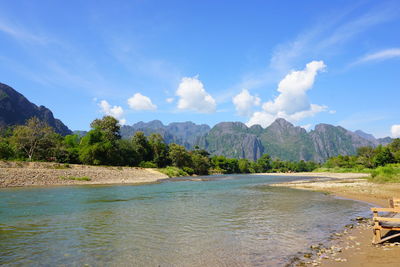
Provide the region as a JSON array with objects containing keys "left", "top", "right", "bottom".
[
  {"left": 50, "top": 163, "right": 71, "bottom": 169},
  {"left": 316, "top": 164, "right": 400, "bottom": 183},
  {"left": 313, "top": 167, "right": 372, "bottom": 173},
  {"left": 60, "top": 176, "right": 91, "bottom": 181},
  {"left": 368, "top": 164, "right": 400, "bottom": 183},
  {"left": 157, "top": 166, "right": 189, "bottom": 178}
]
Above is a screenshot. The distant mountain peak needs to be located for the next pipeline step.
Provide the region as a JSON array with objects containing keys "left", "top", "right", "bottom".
[
  {"left": 355, "top": 130, "right": 376, "bottom": 142},
  {"left": 271, "top": 118, "right": 294, "bottom": 128}
]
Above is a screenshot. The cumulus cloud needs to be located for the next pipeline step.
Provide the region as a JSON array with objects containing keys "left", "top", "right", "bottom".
[
  {"left": 99, "top": 100, "right": 126, "bottom": 125},
  {"left": 127, "top": 93, "right": 157, "bottom": 111},
  {"left": 392, "top": 125, "right": 400, "bottom": 138},
  {"left": 166, "top": 97, "right": 174, "bottom": 103},
  {"left": 176, "top": 76, "right": 216, "bottom": 113},
  {"left": 246, "top": 61, "right": 328, "bottom": 127},
  {"left": 232, "top": 89, "right": 261, "bottom": 116}
]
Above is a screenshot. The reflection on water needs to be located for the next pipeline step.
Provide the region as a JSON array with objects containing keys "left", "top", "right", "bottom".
[{"left": 0, "top": 175, "right": 370, "bottom": 266}]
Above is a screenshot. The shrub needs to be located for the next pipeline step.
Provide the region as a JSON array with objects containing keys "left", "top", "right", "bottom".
[
  {"left": 158, "top": 166, "right": 189, "bottom": 177},
  {"left": 369, "top": 164, "right": 400, "bottom": 183},
  {"left": 139, "top": 161, "right": 157, "bottom": 168}
]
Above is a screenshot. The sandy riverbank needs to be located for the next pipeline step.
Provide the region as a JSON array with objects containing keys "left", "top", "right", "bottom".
[
  {"left": 269, "top": 172, "right": 400, "bottom": 266},
  {"left": 0, "top": 161, "right": 168, "bottom": 188}
]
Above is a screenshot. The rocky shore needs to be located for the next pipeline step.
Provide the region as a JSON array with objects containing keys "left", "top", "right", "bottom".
[
  {"left": 0, "top": 161, "right": 168, "bottom": 188},
  {"left": 270, "top": 173, "right": 400, "bottom": 267}
]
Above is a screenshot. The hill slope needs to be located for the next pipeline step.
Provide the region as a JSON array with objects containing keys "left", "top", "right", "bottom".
[{"left": 0, "top": 83, "right": 72, "bottom": 135}]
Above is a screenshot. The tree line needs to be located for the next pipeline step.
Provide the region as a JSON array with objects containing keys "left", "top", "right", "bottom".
[
  {"left": 0, "top": 116, "right": 319, "bottom": 175},
  {"left": 322, "top": 139, "right": 400, "bottom": 170}
]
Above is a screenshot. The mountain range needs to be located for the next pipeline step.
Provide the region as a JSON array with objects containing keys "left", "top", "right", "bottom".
[
  {"left": 0, "top": 82, "right": 392, "bottom": 162},
  {"left": 121, "top": 119, "right": 391, "bottom": 162}
]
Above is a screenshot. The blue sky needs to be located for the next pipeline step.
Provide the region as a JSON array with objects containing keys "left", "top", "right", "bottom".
[{"left": 0, "top": 0, "right": 400, "bottom": 137}]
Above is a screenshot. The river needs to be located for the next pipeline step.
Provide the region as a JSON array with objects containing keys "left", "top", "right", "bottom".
[{"left": 0, "top": 174, "right": 371, "bottom": 266}]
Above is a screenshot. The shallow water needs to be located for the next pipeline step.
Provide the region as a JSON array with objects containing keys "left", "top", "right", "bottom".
[{"left": 0, "top": 175, "right": 371, "bottom": 266}]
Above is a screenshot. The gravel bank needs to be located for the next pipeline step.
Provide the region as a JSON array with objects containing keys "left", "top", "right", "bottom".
[{"left": 0, "top": 161, "right": 168, "bottom": 188}]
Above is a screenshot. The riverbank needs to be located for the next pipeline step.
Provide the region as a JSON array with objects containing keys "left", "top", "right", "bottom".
[
  {"left": 0, "top": 161, "right": 168, "bottom": 188},
  {"left": 269, "top": 172, "right": 400, "bottom": 266}
]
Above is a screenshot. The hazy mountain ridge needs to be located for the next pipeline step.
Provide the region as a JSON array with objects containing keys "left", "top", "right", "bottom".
[
  {"left": 0, "top": 83, "right": 72, "bottom": 135},
  {"left": 120, "top": 120, "right": 210, "bottom": 150}
]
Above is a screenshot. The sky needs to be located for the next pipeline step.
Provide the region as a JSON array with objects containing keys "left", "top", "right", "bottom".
[{"left": 0, "top": 0, "right": 399, "bottom": 138}]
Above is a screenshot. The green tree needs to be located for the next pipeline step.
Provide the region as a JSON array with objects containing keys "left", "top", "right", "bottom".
[
  {"left": 10, "top": 117, "right": 59, "bottom": 161},
  {"left": 373, "top": 146, "right": 395, "bottom": 167},
  {"left": 190, "top": 153, "right": 210, "bottom": 175},
  {"left": 0, "top": 137, "right": 14, "bottom": 159},
  {"left": 238, "top": 158, "right": 250, "bottom": 173},
  {"left": 131, "top": 132, "right": 153, "bottom": 163},
  {"left": 148, "top": 133, "right": 169, "bottom": 167},
  {"left": 357, "top": 146, "right": 375, "bottom": 168},
  {"left": 257, "top": 154, "right": 272, "bottom": 172},
  {"left": 389, "top": 139, "right": 400, "bottom": 163},
  {"left": 90, "top": 116, "right": 121, "bottom": 141},
  {"left": 78, "top": 117, "right": 122, "bottom": 165},
  {"left": 169, "top": 143, "right": 191, "bottom": 168}
]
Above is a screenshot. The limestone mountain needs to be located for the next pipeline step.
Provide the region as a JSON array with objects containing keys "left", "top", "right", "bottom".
[
  {"left": 0, "top": 82, "right": 72, "bottom": 135},
  {"left": 202, "top": 122, "right": 264, "bottom": 161},
  {"left": 121, "top": 118, "right": 391, "bottom": 162},
  {"left": 120, "top": 120, "right": 210, "bottom": 149}
]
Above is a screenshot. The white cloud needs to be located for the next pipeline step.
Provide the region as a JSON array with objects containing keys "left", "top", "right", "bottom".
[
  {"left": 127, "top": 93, "right": 157, "bottom": 111},
  {"left": 99, "top": 100, "right": 126, "bottom": 125},
  {"left": 246, "top": 111, "right": 276, "bottom": 128},
  {"left": 166, "top": 97, "right": 174, "bottom": 103},
  {"left": 246, "top": 61, "right": 327, "bottom": 127},
  {"left": 353, "top": 48, "right": 400, "bottom": 65},
  {"left": 391, "top": 125, "right": 400, "bottom": 138},
  {"left": 176, "top": 76, "right": 216, "bottom": 113},
  {"left": 232, "top": 89, "right": 261, "bottom": 116}
]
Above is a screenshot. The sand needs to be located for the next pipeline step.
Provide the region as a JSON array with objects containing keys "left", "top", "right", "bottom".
[
  {"left": 269, "top": 172, "right": 400, "bottom": 266},
  {"left": 0, "top": 161, "right": 168, "bottom": 188}
]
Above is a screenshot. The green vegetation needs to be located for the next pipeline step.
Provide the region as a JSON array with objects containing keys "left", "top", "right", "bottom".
[
  {"left": 158, "top": 166, "right": 189, "bottom": 177},
  {"left": 0, "top": 115, "right": 322, "bottom": 176},
  {"left": 317, "top": 139, "right": 400, "bottom": 183},
  {"left": 369, "top": 164, "right": 400, "bottom": 183},
  {"left": 60, "top": 176, "right": 91, "bottom": 181}
]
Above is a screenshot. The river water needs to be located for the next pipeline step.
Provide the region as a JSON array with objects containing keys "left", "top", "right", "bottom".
[{"left": 0, "top": 175, "right": 371, "bottom": 266}]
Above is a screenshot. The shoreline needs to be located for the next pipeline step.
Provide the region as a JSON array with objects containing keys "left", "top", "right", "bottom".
[
  {"left": 0, "top": 161, "right": 168, "bottom": 188},
  {"left": 269, "top": 172, "right": 400, "bottom": 266}
]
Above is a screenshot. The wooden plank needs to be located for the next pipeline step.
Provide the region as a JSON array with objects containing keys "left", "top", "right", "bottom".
[
  {"left": 371, "top": 208, "right": 400, "bottom": 212},
  {"left": 374, "top": 216, "right": 400, "bottom": 222},
  {"left": 375, "top": 232, "right": 400, "bottom": 244}
]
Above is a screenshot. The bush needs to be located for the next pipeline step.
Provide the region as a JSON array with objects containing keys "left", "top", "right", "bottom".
[
  {"left": 158, "top": 166, "right": 189, "bottom": 177},
  {"left": 369, "top": 164, "right": 400, "bottom": 183},
  {"left": 139, "top": 161, "right": 157, "bottom": 168},
  {"left": 182, "top": 167, "right": 194, "bottom": 175}
]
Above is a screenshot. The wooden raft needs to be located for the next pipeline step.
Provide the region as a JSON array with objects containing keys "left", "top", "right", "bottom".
[{"left": 371, "top": 198, "right": 400, "bottom": 244}]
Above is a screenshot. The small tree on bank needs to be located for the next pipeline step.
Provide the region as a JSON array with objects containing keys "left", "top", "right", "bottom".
[{"left": 11, "top": 117, "right": 59, "bottom": 161}]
